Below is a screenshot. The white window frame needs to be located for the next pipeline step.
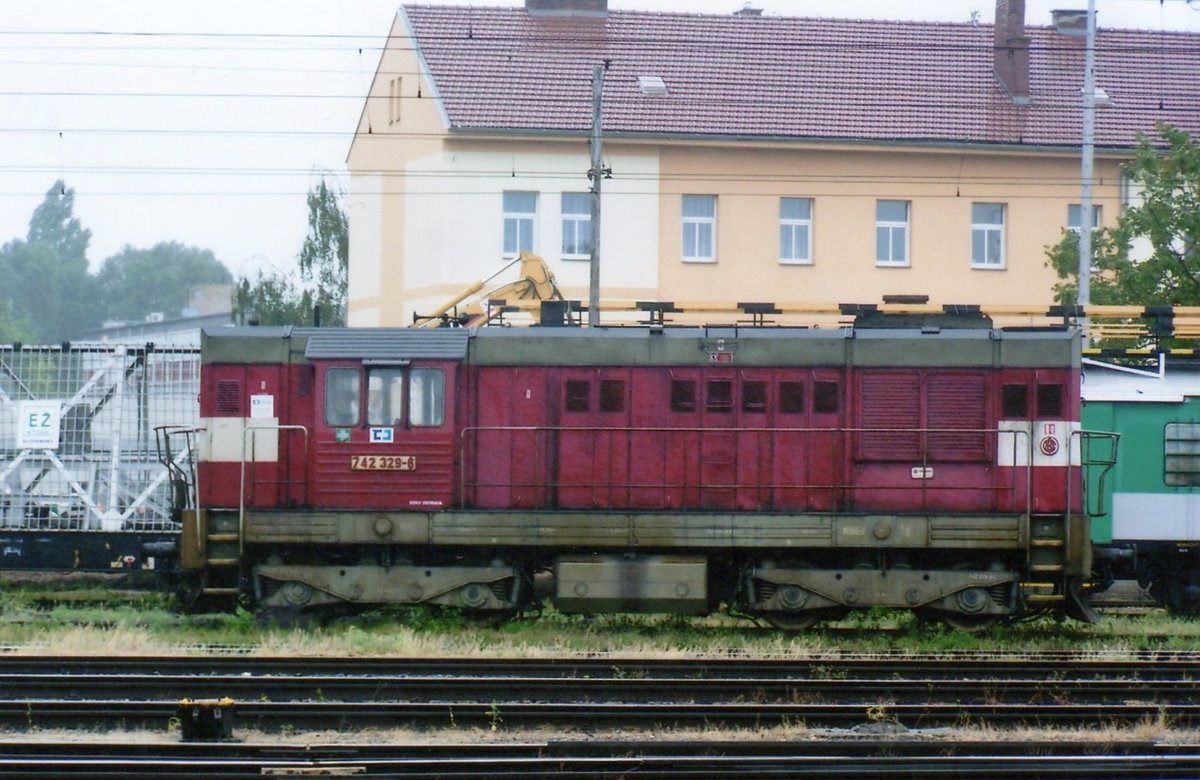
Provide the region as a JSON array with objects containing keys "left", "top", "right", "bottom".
[
  {"left": 779, "top": 197, "right": 813, "bottom": 265},
  {"left": 388, "top": 77, "right": 401, "bottom": 125},
  {"left": 561, "top": 192, "right": 592, "bottom": 260},
  {"left": 682, "top": 194, "right": 716, "bottom": 263},
  {"left": 1067, "top": 204, "right": 1101, "bottom": 234},
  {"left": 971, "top": 202, "right": 1005, "bottom": 269},
  {"left": 875, "top": 200, "right": 910, "bottom": 267},
  {"left": 503, "top": 191, "right": 537, "bottom": 257}
]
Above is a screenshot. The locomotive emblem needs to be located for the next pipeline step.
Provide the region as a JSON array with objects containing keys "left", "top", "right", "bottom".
[{"left": 1039, "top": 436, "right": 1060, "bottom": 457}]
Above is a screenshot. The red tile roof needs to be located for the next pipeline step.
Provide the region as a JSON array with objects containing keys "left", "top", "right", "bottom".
[{"left": 402, "top": 5, "right": 1200, "bottom": 149}]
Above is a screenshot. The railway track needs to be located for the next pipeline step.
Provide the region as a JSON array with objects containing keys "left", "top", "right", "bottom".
[
  {"left": 2, "top": 740, "right": 1200, "bottom": 778},
  {"left": 0, "top": 652, "right": 1197, "bottom": 732}
]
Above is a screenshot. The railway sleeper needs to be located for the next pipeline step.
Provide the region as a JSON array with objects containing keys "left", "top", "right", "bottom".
[{"left": 255, "top": 563, "right": 522, "bottom": 612}]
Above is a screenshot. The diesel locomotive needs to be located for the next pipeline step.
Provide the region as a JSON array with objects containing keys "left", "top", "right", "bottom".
[{"left": 162, "top": 309, "right": 1118, "bottom": 630}]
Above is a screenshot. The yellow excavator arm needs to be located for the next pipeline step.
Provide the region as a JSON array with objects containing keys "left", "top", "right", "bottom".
[{"left": 416, "top": 251, "right": 564, "bottom": 328}]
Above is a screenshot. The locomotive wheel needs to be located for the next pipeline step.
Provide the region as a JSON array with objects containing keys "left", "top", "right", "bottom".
[
  {"left": 763, "top": 611, "right": 821, "bottom": 631},
  {"left": 174, "top": 572, "right": 206, "bottom": 613},
  {"left": 762, "top": 607, "right": 847, "bottom": 631},
  {"left": 917, "top": 608, "right": 1001, "bottom": 633}
]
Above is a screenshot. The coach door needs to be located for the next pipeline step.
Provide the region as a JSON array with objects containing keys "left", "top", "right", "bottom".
[{"left": 312, "top": 360, "right": 456, "bottom": 510}]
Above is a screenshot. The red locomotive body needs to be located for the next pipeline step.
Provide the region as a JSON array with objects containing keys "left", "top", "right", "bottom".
[{"left": 177, "top": 317, "right": 1105, "bottom": 628}]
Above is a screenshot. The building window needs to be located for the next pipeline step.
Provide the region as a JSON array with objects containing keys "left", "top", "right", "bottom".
[
  {"left": 503, "top": 191, "right": 537, "bottom": 257},
  {"left": 779, "top": 197, "right": 813, "bottom": 265},
  {"left": 1067, "top": 204, "right": 1101, "bottom": 234},
  {"left": 1166, "top": 423, "right": 1200, "bottom": 487},
  {"left": 388, "top": 77, "right": 401, "bottom": 124},
  {"left": 682, "top": 195, "right": 716, "bottom": 263},
  {"left": 561, "top": 193, "right": 592, "bottom": 259},
  {"left": 875, "top": 200, "right": 909, "bottom": 266},
  {"left": 971, "top": 202, "right": 1005, "bottom": 269}
]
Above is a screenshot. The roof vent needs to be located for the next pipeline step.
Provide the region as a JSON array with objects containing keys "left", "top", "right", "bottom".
[
  {"left": 525, "top": 0, "right": 608, "bottom": 17},
  {"left": 1052, "top": 9, "right": 1088, "bottom": 36},
  {"left": 733, "top": 2, "right": 763, "bottom": 16},
  {"left": 637, "top": 75, "right": 667, "bottom": 95}
]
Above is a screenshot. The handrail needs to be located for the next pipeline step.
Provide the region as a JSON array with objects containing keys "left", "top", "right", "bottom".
[{"left": 239, "top": 423, "right": 309, "bottom": 555}]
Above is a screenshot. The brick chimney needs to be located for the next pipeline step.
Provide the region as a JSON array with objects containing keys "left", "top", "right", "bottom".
[
  {"left": 994, "top": 0, "right": 1031, "bottom": 105},
  {"left": 525, "top": 0, "right": 608, "bottom": 17}
]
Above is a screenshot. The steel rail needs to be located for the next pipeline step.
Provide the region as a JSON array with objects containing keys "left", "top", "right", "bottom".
[
  {"left": 4, "top": 699, "right": 1200, "bottom": 730},
  {"left": 3, "top": 749, "right": 1200, "bottom": 779},
  {"left": 0, "top": 672, "right": 1197, "bottom": 705},
  {"left": 6, "top": 653, "right": 1200, "bottom": 680}
]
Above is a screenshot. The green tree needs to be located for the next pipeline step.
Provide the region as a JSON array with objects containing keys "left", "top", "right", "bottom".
[
  {"left": 297, "top": 179, "right": 349, "bottom": 326},
  {"left": 0, "top": 298, "right": 36, "bottom": 344},
  {"left": 232, "top": 178, "right": 348, "bottom": 327},
  {"left": 1047, "top": 122, "right": 1200, "bottom": 306},
  {"left": 0, "top": 180, "right": 101, "bottom": 341},
  {"left": 27, "top": 179, "right": 91, "bottom": 266},
  {"left": 232, "top": 269, "right": 313, "bottom": 326},
  {"left": 96, "top": 241, "right": 233, "bottom": 322}
]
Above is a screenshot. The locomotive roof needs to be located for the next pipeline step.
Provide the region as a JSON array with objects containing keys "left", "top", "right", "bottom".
[{"left": 202, "top": 324, "right": 1080, "bottom": 369}]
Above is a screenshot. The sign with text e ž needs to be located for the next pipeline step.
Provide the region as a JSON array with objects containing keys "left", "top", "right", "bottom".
[{"left": 16, "top": 400, "right": 61, "bottom": 449}]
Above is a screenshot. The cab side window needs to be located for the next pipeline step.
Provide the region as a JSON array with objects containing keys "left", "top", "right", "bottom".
[
  {"left": 367, "top": 368, "right": 405, "bottom": 426},
  {"left": 325, "top": 368, "right": 361, "bottom": 426},
  {"left": 409, "top": 368, "right": 445, "bottom": 427}
]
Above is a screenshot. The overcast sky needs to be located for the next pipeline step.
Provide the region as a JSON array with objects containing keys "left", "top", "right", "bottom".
[{"left": 3, "top": 0, "right": 1199, "bottom": 284}]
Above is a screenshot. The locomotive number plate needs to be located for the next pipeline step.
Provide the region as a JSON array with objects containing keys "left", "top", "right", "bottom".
[{"left": 350, "top": 455, "right": 415, "bottom": 471}]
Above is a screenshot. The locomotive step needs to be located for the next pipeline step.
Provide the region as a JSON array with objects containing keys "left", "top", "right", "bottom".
[
  {"left": 1031, "top": 539, "right": 1065, "bottom": 547},
  {"left": 203, "top": 558, "right": 240, "bottom": 568},
  {"left": 206, "top": 534, "right": 240, "bottom": 543},
  {"left": 200, "top": 588, "right": 240, "bottom": 596},
  {"left": 1028, "top": 564, "right": 1066, "bottom": 573}
]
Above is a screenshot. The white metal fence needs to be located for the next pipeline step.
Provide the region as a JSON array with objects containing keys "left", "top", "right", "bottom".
[{"left": 0, "top": 343, "right": 199, "bottom": 532}]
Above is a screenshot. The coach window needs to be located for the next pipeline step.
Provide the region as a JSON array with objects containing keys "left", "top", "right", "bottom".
[
  {"left": 1165, "top": 423, "right": 1200, "bottom": 486},
  {"left": 743, "top": 380, "right": 767, "bottom": 413},
  {"left": 325, "top": 368, "right": 361, "bottom": 426},
  {"left": 779, "top": 381, "right": 805, "bottom": 414},
  {"left": 1037, "top": 384, "right": 1063, "bottom": 418},
  {"left": 565, "top": 379, "right": 590, "bottom": 412},
  {"left": 671, "top": 379, "right": 696, "bottom": 412},
  {"left": 366, "top": 368, "right": 405, "bottom": 426},
  {"left": 1002, "top": 384, "right": 1029, "bottom": 417},
  {"left": 409, "top": 368, "right": 445, "bottom": 427},
  {"left": 600, "top": 379, "right": 625, "bottom": 413},
  {"left": 706, "top": 379, "right": 733, "bottom": 412},
  {"left": 813, "top": 381, "right": 840, "bottom": 413}
]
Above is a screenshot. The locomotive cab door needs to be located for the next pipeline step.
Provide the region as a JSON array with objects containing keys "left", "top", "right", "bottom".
[{"left": 310, "top": 360, "right": 457, "bottom": 510}]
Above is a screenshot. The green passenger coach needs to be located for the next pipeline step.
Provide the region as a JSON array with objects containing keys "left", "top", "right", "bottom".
[{"left": 1084, "top": 358, "right": 1200, "bottom": 615}]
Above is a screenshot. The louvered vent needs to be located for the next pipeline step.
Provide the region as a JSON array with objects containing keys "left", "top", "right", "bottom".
[
  {"left": 928, "top": 374, "right": 987, "bottom": 459},
  {"left": 216, "top": 379, "right": 242, "bottom": 414},
  {"left": 860, "top": 373, "right": 920, "bottom": 459}
]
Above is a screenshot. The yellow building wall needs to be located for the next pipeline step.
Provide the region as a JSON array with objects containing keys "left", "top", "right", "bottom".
[
  {"left": 347, "top": 13, "right": 1128, "bottom": 323},
  {"left": 656, "top": 144, "right": 1124, "bottom": 309}
]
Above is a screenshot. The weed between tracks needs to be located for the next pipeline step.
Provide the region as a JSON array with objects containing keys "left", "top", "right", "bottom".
[
  {"left": 3, "top": 574, "right": 1200, "bottom": 658},
  {"left": 5, "top": 719, "right": 1200, "bottom": 748}
]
